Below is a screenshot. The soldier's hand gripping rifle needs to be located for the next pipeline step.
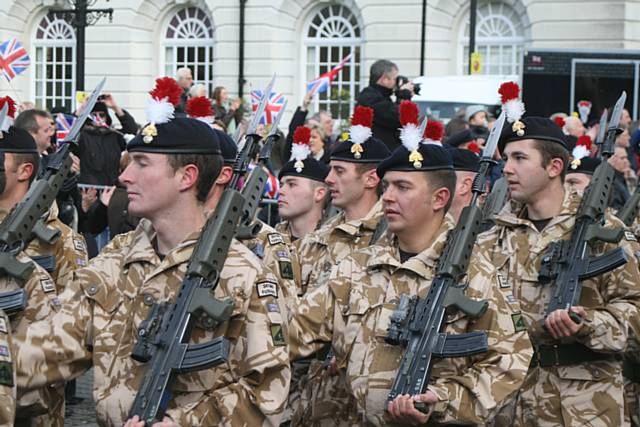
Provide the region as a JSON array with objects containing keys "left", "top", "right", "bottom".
[
  {"left": 540, "top": 95, "right": 628, "bottom": 323},
  {"left": 384, "top": 112, "right": 507, "bottom": 412},
  {"left": 128, "top": 185, "right": 254, "bottom": 424},
  {"left": 0, "top": 77, "right": 105, "bottom": 317}
]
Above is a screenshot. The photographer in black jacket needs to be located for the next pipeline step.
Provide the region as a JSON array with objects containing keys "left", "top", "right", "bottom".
[{"left": 355, "top": 59, "right": 414, "bottom": 151}]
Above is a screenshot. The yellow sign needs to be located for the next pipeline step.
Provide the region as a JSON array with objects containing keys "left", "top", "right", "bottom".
[{"left": 470, "top": 52, "right": 482, "bottom": 75}]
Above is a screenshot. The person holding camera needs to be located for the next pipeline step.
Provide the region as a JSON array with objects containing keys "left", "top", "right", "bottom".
[{"left": 356, "top": 59, "right": 414, "bottom": 151}]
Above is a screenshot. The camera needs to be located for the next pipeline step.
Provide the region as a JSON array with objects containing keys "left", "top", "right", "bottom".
[{"left": 396, "top": 75, "right": 421, "bottom": 96}]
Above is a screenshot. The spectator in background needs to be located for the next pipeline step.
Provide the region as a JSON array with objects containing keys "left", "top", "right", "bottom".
[
  {"left": 609, "top": 145, "right": 633, "bottom": 210},
  {"left": 356, "top": 59, "right": 414, "bottom": 151},
  {"left": 465, "top": 105, "right": 489, "bottom": 139},
  {"left": 17, "top": 101, "right": 35, "bottom": 114},
  {"left": 621, "top": 108, "right": 632, "bottom": 130},
  {"left": 563, "top": 116, "right": 586, "bottom": 137},
  {"left": 76, "top": 93, "right": 138, "bottom": 186},
  {"left": 445, "top": 116, "right": 468, "bottom": 137},
  {"left": 310, "top": 110, "right": 337, "bottom": 149},
  {"left": 212, "top": 86, "right": 242, "bottom": 129},
  {"left": 307, "top": 121, "right": 330, "bottom": 163},
  {"left": 175, "top": 67, "right": 193, "bottom": 113},
  {"left": 14, "top": 109, "right": 54, "bottom": 154},
  {"left": 189, "top": 83, "right": 207, "bottom": 98}
]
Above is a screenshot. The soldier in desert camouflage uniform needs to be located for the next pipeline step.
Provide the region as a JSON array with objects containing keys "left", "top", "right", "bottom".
[
  {"left": 0, "top": 125, "right": 70, "bottom": 427},
  {"left": 477, "top": 116, "right": 640, "bottom": 426},
  {"left": 0, "top": 310, "right": 15, "bottom": 427},
  {"left": 292, "top": 107, "right": 390, "bottom": 425},
  {"left": 447, "top": 146, "right": 480, "bottom": 222},
  {"left": 13, "top": 92, "right": 290, "bottom": 427},
  {"left": 204, "top": 128, "right": 299, "bottom": 313},
  {"left": 289, "top": 137, "right": 533, "bottom": 425}
]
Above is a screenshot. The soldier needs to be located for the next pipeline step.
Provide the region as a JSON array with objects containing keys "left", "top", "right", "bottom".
[
  {"left": 0, "top": 101, "right": 88, "bottom": 289},
  {"left": 0, "top": 310, "right": 15, "bottom": 427},
  {"left": 276, "top": 126, "right": 330, "bottom": 243},
  {"left": 292, "top": 106, "right": 390, "bottom": 425},
  {"left": 13, "top": 79, "right": 290, "bottom": 426},
  {"left": 477, "top": 116, "right": 640, "bottom": 426},
  {"left": 288, "top": 131, "right": 532, "bottom": 425},
  {"left": 447, "top": 146, "right": 480, "bottom": 222},
  {"left": 0, "top": 126, "right": 70, "bottom": 427}
]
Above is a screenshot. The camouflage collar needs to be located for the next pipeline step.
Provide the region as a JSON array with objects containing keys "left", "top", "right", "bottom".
[
  {"left": 495, "top": 188, "right": 580, "bottom": 231},
  {"left": 365, "top": 214, "right": 454, "bottom": 279},
  {"left": 122, "top": 218, "right": 198, "bottom": 273},
  {"left": 332, "top": 200, "right": 383, "bottom": 238}
]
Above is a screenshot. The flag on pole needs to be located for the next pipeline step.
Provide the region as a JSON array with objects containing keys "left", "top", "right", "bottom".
[
  {"left": 55, "top": 113, "right": 76, "bottom": 141},
  {"left": 306, "top": 53, "right": 353, "bottom": 97},
  {"left": 250, "top": 90, "right": 286, "bottom": 125},
  {"left": 0, "top": 38, "right": 30, "bottom": 81}
]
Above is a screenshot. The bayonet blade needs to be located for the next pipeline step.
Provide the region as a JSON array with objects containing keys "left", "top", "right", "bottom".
[
  {"left": 418, "top": 115, "right": 428, "bottom": 141},
  {"left": 63, "top": 77, "right": 107, "bottom": 144},
  {"left": 608, "top": 91, "right": 627, "bottom": 132},
  {"left": 0, "top": 103, "right": 8, "bottom": 133},
  {"left": 247, "top": 74, "right": 276, "bottom": 136},
  {"left": 481, "top": 111, "right": 506, "bottom": 160},
  {"left": 596, "top": 108, "right": 608, "bottom": 145},
  {"left": 267, "top": 98, "right": 288, "bottom": 138}
]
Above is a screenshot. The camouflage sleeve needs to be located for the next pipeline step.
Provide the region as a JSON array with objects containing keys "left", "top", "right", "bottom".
[
  {"left": 574, "top": 226, "right": 640, "bottom": 352},
  {"left": 165, "top": 269, "right": 291, "bottom": 426},
  {"left": 427, "top": 251, "right": 533, "bottom": 424},
  {"left": 52, "top": 228, "right": 89, "bottom": 284},
  {"left": 0, "top": 310, "right": 15, "bottom": 427},
  {"left": 288, "top": 257, "right": 354, "bottom": 360},
  {"left": 18, "top": 257, "right": 62, "bottom": 325}
]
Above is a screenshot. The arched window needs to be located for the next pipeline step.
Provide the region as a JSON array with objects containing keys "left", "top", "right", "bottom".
[
  {"left": 459, "top": 2, "right": 524, "bottom": 75},
  {"left": 304, "top": 4, "right": 362, "bottom": 120},
  {"left": 162, "top": 7, "right": 214, "bottom": 95},
  {"left": 33, "top": 12, "right": 76, "bottom": 110}
]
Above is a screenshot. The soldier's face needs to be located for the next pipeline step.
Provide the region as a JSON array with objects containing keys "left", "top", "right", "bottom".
[
  {"left": 503, "top": 139, "right": 555, "bottom": 204},
  {"left": 565, "top": 172, "right": 591, "bottom": 192},
  {"left": 120, "top": 152, "right": 183, "bottom": 217},
  {"left": 278, "top": 176, "right": 316, "bottom": 219},
  {"left": 325, "top": 161, "right": 366, "bottom": 208},
  {"left": 382, "top": 171, "right": 440, "bottom": 234}
]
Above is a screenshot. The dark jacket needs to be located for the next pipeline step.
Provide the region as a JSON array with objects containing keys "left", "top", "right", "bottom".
[
  {"left": 356, "top": 84, "right": 411, "bottom": 151},
  {"left": 76, "top": 110, "right": 138, "bottom": 186},
  {"left": 212, "top": 103, "right": 243, "bottom": 129},
  {"left": 83, "top": 185, "right": 139, "bottom": 237}
]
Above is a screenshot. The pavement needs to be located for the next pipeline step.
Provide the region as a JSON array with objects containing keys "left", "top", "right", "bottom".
[{"left": 64, "top": 369, "right": 98, "bottom": 426}]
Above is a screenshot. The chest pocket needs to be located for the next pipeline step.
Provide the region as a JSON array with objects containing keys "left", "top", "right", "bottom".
[{"left": 83, "top": 281, "right": 123, "bottom": 315}]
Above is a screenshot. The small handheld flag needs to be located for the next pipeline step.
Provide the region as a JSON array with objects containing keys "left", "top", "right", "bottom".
[
  {"left": 306, "top": 53, "right": 353, "bottom": 97},
  {"left": 0, "top": 38, "right": 30, "bottom": 81}
]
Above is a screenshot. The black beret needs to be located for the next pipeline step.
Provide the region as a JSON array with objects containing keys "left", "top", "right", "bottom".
[
  {"left": 448, "top": 147, "right": 480, "bottom": 172},
  {"left": 567, "top": 156, "right": 600, "bottom": 175},
  {"left": 213, "top": 128, "right": 237, "bottom": 165},
  {"left": 128, "top": 117, "right": 221, "bottom": 155},
  {"left": 499, "top": 116, "right": 568, "bottom": 154},
  {"left": 0, "top": 126, "right": 38, "bottom": 153},
  {"left": 278, "top": 156, "right": 329, "bottom": 183},
  {"left": 377, "top": 143, "right": 453, "bottom": 178},
  {"left": 330, "top": 136, "right": 390, "bottom": 163},
  {"left": 445, "top": 129, "right": 477, "bottom": 147}
]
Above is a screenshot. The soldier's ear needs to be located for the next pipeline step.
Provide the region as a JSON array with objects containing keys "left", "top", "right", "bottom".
[
  {"left": 362, "top": 168, "right": 380, "bottom": 190},
  {"left": 16, "top": 161, "right": 34, "bottom": 183},
  {"left": 177, "top": 163, "right": 200, "bottom": 193},
  {"left": 215, "top": 165, "right": 233, "bottom": 186},
  {"left": 314, "top": 184, "right": 328, "bottom": 203},
  {"left": 546, "top": 157, "right": 565, "bottom": 179},
  {"left": 431, "top": 186, "right": 450, "bottom": 212}
]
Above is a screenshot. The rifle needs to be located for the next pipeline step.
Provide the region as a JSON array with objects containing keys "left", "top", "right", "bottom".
[
  {"left": 229, "top": 75, "right": 276, "bottom": 191},
  {"left": 384, "top": 112, "right": 507, "bottom": 411},
  {"left": 617, "top": 184, "right": 640, "bottom": 227},
  {"left": 480, "top": 176, "right": 508, "bottom": 232},
  {"left": 128, "top": 187, "right": 250, "bottom": 424},
  {"left": 540, "top": 96, "right": 628, "bottom": 322},
  {"left": 0, "top": 78, "right": 106, "bottom": 281}
]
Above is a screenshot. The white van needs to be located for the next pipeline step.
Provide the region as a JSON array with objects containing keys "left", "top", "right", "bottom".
[{"left": 411, "top": 74, "right": 520, "bottom": 122}]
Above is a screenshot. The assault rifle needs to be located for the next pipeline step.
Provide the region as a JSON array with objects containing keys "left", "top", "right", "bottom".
[
  {"left": 539, "top": 94, "right": 628, "bottom": 322},
  {"left": 480, "top": 176, "right": 508, "bottom": 232},
  {"left": 617, "top": 184, "right": 640, "bottom": 227},
  {"left": 384, "top": 112, "right": 507, "bottom": 411},
  {"left": 128, "top": 185, "right": 253, "bottom": 423},
  {"left": 0, "top": 78, "right": 105, "bottom": 281}
]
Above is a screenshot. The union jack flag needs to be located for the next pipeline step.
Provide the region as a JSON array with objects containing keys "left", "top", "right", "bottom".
[
  {"left": 251, "top": 90, "right": 286, "bottom": 125},
  {"left": 306, "top": 53, "right": 353, "bottom": 97},
  {"left": 247, "top": 163, "right": 280, "bottom": 199},
  {"left": 55, "top": 113, "right": 76, "bottom": 141},
  {"left": 0, "top": 38, "right": 30, "bottom": 81}
]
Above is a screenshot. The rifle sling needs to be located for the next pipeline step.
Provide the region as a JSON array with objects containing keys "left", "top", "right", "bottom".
[
  {"left": 623, "top": 359, "right": 640, "bottom": 382},
  {"left": 531, "top": 343, "right": 618, "bottom": 368}
]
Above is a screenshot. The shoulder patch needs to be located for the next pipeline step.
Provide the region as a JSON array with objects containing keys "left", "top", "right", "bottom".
[
  {"left": 266, "top": 303, "right": 280, "bottom": 313},
  {"left": 0, "top": 317, "right": 7, "bottom": 334},
  {"left": 267, "top": 233, "right": 285, "bottom": 246},
  {"left": 511, "top": 313, "right": 527, "bottom": 332},
  {"left": 625, "top": 231, "right": 637, "bottom": 242},
  {"left": 257, "top": 281, "right": 278, "bottom": 298},
  {"left": 275, "top": 250, "right": 289, "bottom": 259},
  {"left": 40, "top": 277, "right": 56, "bottom": 294},
  {"left": 270, "top": 324, "right": 286, "bottom": 346},
  {"left": 251, "top": 244, "right": 265, "bottom": 259},
  {"left": 73, "top": 238, "right": 86, "bottom": 253},
  {"left": 0, "top": 361, "right": 13, "bottom": 387},
  {"left": 278, "top": 260, "right": 294, "bottom": 280},
  {"left": 76, "top": 258, "right": 87, "bottom": 267}
]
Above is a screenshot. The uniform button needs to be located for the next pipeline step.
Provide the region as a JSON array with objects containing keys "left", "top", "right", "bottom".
[
  {"left": 87, "top": 284, "right": 98, "bottom": 295},
  {"left": 143, "top": 294, "right": 155, "bottom": 306}
]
